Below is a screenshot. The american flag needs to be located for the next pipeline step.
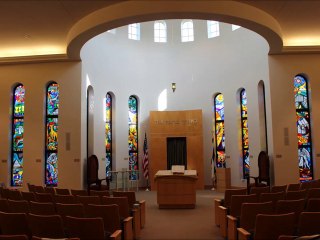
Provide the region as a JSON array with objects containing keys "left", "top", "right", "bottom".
[{"left": 142, "top": 133, "right": 149, "bottom": 179}]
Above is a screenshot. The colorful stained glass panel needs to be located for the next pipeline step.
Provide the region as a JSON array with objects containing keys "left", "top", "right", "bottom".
[
  {"left": 294, "top": 75, "right": 313, "bottom": 182},
  {"left": 105, "top": 93, "right": 112, "bottom": 177},
  {"left": 11, "top": 84, "right": 25, "bottom": 187},
  {"left": 13, "top": 119, "right": 24, "bottom": 151},
  {"left": 240, "top": 89, "right": 250, "bottom": 177},
  {"left": 45, "top": 83, "right": 59, "bottom": 186},
  {"left": 129, "top": 152, "right": 138, "bottom": 180},
  {"left": 298, "top": 147, "right": 313, "bottom": 181},
  {"left": 216, "top": 151, "right": 226, "bottom": 168},
  {"left": 242, "top": 120, "right": 249, "bottom": 148},
  {"left": 106, "top": 94, "right": 111, "bottom": 122},
  {"left": 12, "top": 153, "right": 23, "bottom": 186},
  {"left": 243, "top": 149, "right": 250, "bottom": 176},
  {"left": 105, "top": 123, "right": 111, "bottom": 151},
  {"left": 215, "top": 122, "right": 225, "bottom": 150},
  {"left": 14, "top": 85, "right": 25, "bottom": 118},
  {"left": 294, "top": 76, "right": 308, "bottom": 109},
  {"left": 128, "top": 96, "right": 138, "bottom": 180},
  {"left": 214, "top": 93, "right": 226, "bottom": 168},
  {"left": 296, "top": 111, "right": 310, "bottom": 146},
  {"left": 46, "top": 152, "right": 58, "bottom": 186},
  {"left": 128, "top": 125, "right": 138, "bottom": 151},
  {"left": 106, "top": 152, "right": 111, "bottom": 174},
  {"left": 215, "top": 94, "right": 224, "bottom": 121},
  {"left": 47, "top": 83, "right": 59, "bottom": 115},
  {"left": 47, "top": 118, "right": 58, "bottom": 151},
  {"left": 241, "top": 90, "right": 248, "bottom": 118},
  {"left": 128, "top": 97, "right": 137, "bottom": 124}
]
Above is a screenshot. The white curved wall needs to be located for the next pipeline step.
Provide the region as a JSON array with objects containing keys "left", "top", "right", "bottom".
[{"left": 80, "top": 20, "right": 271, "bottom": 187}]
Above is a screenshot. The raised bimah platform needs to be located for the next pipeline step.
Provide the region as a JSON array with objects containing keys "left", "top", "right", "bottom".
[{"left": 154, "top": 170, "right": 198, "bottom": 209}]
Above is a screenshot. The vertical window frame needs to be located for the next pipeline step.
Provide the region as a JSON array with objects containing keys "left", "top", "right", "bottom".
[
  {"left": 105, "top": 92, "right": 112, "bottom": 176},
  {"left": 214, "top": 93, "right": 226, "bottom": 168},
  {"left": 294, "top": 75, "right": 314, "bottom": 182},
  {"left": 128, "top": 95, "right": 138, "bottom": 180},
  {"left": 240, "top": 89, "right": 250, "bottom": 178},
  {"left": 11, "top": 84, "right": 25, "bottom": 187},
  {"left": 45, "top": 82, "right": 59, "bottom": 187}
]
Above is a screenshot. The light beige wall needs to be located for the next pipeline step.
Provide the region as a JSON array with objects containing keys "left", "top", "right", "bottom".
[
  {"left": 269, "top": 54, "right": 320, "bottom": 185},
  {"left": 0, "top": 61, "right": 82, "bottom": 190}
]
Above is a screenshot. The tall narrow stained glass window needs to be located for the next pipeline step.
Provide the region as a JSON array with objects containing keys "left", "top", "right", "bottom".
[
  {"left": 214, "top": 94, "right": 226, "bottom": 168},
  {"left": 128, "top": 96, "right": 138, "bottom": 180},
  {"left": 240, "top": 89, "right": 250, "bottom": 177},
  {"left": 105, "top": 93, "right": 112, "bottom": 176},
  {"left": 45, "top": 82, "right": 59, "bottom": 186},
  {"left": 11, "top": 84, "right": 25, "bottom": 186},
  {"left": 294, "top": 75, "right": 313, "bottom": 182}
]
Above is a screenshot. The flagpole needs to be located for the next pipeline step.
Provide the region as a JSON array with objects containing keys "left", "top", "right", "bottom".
[
  {"left": 143, "top": 132, "right": 150, "bottom": 191},
  {"left": 145, "top": 178, "right": 150, "bottom": 191}
]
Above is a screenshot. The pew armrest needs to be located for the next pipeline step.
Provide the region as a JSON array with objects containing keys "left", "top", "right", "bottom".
[
  {"left": 139, "top": 200, "right": 146, "bottom": 228},
  {"left": 122, "top": 217, "right": 133, "bottom": 240},
  {"left": 218, "top": 206, "right": 228, "bottom": 238},
  {"left": 214, "top": 199, "right": 222, "bottom": 226},
  {"left": 237, "top": 227, "right": 251, "bottom": 240},
  {"left": 131, "top": 208, "right": 141, "bottom": 239},
  {"left": 110, "top": 229, "right": 122, "bottom": 240},
  {"left": 278, "top": 235, "right": 298, "bottom": 240},
  {"left": 227, "top": 215, "right": 238, "bottom": 240}
]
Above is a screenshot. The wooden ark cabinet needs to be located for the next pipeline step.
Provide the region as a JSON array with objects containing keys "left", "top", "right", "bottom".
[{"left": 149, "top": 110, "right": 204, "bottom": 190}]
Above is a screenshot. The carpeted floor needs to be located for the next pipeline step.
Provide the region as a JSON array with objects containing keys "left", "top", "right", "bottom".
[{"left": 135, "top": 190, "right": 225, "bottom": 240}]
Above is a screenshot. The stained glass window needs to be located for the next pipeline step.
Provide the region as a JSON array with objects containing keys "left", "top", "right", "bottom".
[
  {"left": 45, "top": 82, "right": 59, "bottom": 186},
  {"left": 240, "top": 89, "right": 250, "bottom": 177},
  {"left": 214, "top": 93, "right": 226, "bottom": 168},
  {"left": 294, "top": 75, "right": 313, "bottom": 181},
  {"left": 11, "top": 84, "right": 25, "bottom": 186},
  {"left": 128, "top": 96, "right": 138, "bottom": 180},
  {"left": 105, "top": 93, "right": 112, "bottom": 176}
]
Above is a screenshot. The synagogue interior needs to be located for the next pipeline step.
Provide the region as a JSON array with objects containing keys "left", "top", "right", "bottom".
[{"left": 0, "top": 1, "right": 320, "bottom": 239}]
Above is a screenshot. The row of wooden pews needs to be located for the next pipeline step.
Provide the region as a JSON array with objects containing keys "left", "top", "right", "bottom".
[
  {"left": 215, "top": 180, "right": 320, "bottom": 240},
  {"left": 0, "top": 184, "right": 146, "bottom": 240},
  {"left": 0, "top": 210, "right": 119, "bottom": 240}
]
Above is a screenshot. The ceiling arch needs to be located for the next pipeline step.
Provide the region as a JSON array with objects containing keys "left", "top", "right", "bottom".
[{"left": 67, "top": 0, "right": 283, "bottom": 60}]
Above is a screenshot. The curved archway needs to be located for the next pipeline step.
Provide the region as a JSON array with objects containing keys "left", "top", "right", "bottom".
[{"left": 67, "top": 1, "right": 282, "bottom": 59}]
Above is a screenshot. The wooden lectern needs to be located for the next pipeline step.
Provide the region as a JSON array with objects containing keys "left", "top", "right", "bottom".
[{"left": 154, "top": 169, "right": 198, "bottom": 209}]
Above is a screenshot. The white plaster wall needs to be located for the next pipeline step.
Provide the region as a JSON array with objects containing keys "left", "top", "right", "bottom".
[{"left": 80, "top": 20, "right": 271, "bottom": 187}]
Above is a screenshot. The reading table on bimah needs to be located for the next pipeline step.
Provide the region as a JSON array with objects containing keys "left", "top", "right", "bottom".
[{"left": 154, "top": 169, "right": 198, "bottom": 209}]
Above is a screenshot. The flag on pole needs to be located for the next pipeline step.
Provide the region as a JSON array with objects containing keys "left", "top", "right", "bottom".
[{"left": 142, "top": 133, "right": 149, "bottom": 180}]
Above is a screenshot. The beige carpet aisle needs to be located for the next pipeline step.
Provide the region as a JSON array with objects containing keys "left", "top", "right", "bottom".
[{"left": 135, "top": 190, "right": 224, "bottom": 240}]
